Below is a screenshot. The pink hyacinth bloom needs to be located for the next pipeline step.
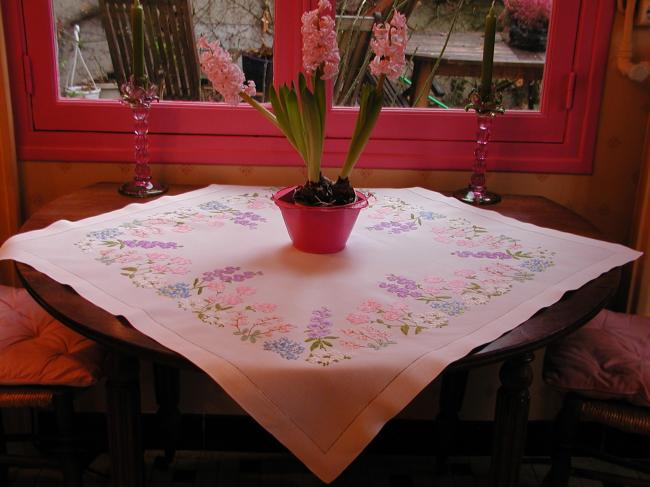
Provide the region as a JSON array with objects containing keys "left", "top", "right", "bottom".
[
  {"left": 197, "top": 37, "right": 256, "bottom": 105},
  {"left": 301, "top": 0, "right": 340, "bottom": 79},
  {"left": 369, "top": 12, "right": 407, "bottom": 82}
]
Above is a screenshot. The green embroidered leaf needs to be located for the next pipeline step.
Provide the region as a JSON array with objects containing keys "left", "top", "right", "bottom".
[
  {"left": 400, "top": 324, "right": 410, "bottom": 335},
  {"left": 310, "top": 341, "right": 320, "bottom": 351}
]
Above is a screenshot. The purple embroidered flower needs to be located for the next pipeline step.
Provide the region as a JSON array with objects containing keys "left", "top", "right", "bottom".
[
  {"left": 379, "top": 274, "right": 423, "bottom": 298},
  {"left": 121, "top": 240, "right": 181, "bottom": 249},
  {"left": 519, "top": 258, "right": 553, "bottom": 272},
  {"left": 264, "top": 337, "right": 305, "bottom": 360},
  {"left": 87, "top": 228, "right": 124, "bottom": 240},
  {"left": 201, "top": 266, "right": 262, "bottom": 283},
  {"left": 368, "top": 221, "right": 418, "bottom": 234},
  {"left": 158, "top": 282, "right": 192, "bottom": 298},
  {"left": 199, "top": 201, "right": 230, "bottom": 212},
  {"left": 232, "top": 211, "right": 267, "bottom": 229},
  {"left": 306, "top": 307, "right": 333, "bottom": 339},
  {"left": 431, "top": 300, "right": 467, "bottom": 316}
]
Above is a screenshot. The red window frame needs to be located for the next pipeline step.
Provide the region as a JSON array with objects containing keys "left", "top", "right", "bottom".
[{"left": 2, "top": 0, "right": 613, "bottom": 172}]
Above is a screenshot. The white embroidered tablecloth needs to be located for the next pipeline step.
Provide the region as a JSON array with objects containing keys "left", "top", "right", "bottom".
[{"left": 0, "top": 185, "right": 641, "bottom": 482}]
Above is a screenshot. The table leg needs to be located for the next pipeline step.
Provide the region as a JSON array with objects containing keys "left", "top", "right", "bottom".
[
  {"left": 153, "top": 364, "right": 181, "bottom": 469},
  {"left": 489, "top": 352, "right": 534, "bottom": 487},
  {"left": 105, "top": 353, "right": 143, "bottom": 487},
  {"left": 435, "top": 369, "right": 469, "bottom": 473}
]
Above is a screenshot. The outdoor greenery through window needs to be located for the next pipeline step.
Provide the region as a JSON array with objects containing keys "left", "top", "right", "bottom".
[
  {"left": 54, "top": 0, "right": 274, "bottom": 102},
  {"left": 335, "top": 0, "right": 550, "bottom": 110}
]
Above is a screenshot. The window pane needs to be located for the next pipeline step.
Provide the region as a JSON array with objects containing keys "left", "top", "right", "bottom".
[
  {"left": 334, "top": 0, "right": 550, "bottom": 110},
  {"left": 53, "top": 0, "right": 274, "bottom": 102}
]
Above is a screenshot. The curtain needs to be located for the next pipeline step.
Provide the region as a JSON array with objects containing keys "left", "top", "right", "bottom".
[
  {"left": 628, "top": 116, "right": 650, "bottom": 315},
  {"left": 0, "top": 5, "right": 20, "bottom": 285}
]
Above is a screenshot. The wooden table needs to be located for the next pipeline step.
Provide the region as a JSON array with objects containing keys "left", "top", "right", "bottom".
[
  {"left": 407, "top": 31, "right": 546, "bottom": 107},
  {"left": 15, "top": 183, "right": 619, "bottom": 487}
]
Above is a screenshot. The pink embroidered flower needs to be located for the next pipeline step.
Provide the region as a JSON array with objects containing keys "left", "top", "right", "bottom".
[
  {"left": 247, "top": 199, "right": 268, "bottom": 210},
  {"left": 173, "top": 224, "right": 192, "bottom": 233},
  {"left": 235, "top": 285, "right": 255, "bottom": 296},
  {"left": 222, "top": 293, "right": 244, "bottom": 305},
  {"left": 359, "top": 299, "right": 382, "bottom": 313},
  {"left": 454, "top": 269, "right": 476, "bottom": 278},
  {"left": 206, "top": 281, "right": 226, "bottom": 292},
  {"left": 198, "top": 37, "right": 256, "bottom": 105},
  {"left": 255, "top": 303, "right": 277, "bottom": 313},
  {"left": 446, "top": 279, "right": 467, "bottom": 293},
  {"left": 301, "top": 0, "right": 340, "bottom": 79},
  {"left": 146, "top": 252, "right": 168, "bottom": 262},
  {"left": 346, "top": 313, "right": 370, "bottom": 325},
  {"left": 115, "top": 252, "right": 141, "bottom": 263},
  {"left": 369, "top": 12, "right": 407, "bottom": 81},
  {"left": 169, "top": 266, "right": 190, "bottom": 275},
  {"left": 424, "top": 276, "right": 444, "bottom": 284}
]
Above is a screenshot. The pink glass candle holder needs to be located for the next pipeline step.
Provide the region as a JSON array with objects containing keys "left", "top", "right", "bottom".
[
  {"left": 119, "top": 78, "right": 168, "bottom": 198},
  {"left": 454, "top": 89, "right": 504, "bottom": 206},
  {"left": 453, "top": 112, "right": 501, "bottom": 205}
]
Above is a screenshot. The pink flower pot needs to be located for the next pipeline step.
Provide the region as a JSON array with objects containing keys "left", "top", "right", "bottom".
[{"left": 272, "top": 186, "right": 369, "bottom": 253}]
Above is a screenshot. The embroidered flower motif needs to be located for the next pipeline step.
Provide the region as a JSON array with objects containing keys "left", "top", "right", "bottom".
[
  {"left": 87, "top": 228, "right": 124, "bottom": 240},
  {"left": 264, "top": 337, "right": 305, "bottom": 360},
  {"left": 202, "top": 267, "right": 262, "bottom": 283},
  {"left": 158, "top": 282, "right": 192, "bottom": 299}
]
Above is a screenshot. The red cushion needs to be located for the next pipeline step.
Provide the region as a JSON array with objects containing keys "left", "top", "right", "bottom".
[
  {"left": 0, "top": 285, "right": 103, "bottom": 387},
  {"left": 544, "top": 309, "right": 650, "bottom": 407}
]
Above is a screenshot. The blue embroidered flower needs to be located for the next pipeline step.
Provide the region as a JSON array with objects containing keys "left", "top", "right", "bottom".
[
  {"left": 519, "top": 258, "right": 553, "bottom": 273},
  {"left": 264, "top": 337, "right": 305, "bottom": 360},
  {"left": 418, "top": 211, "right": 444, "bottom": 221},
  {"left": 431, "top": 300, "right": 467, "bottom": 316},
  {"left": 158, "top": 283, "right": 192, "bottom": 299},
  {"left": 87, "top": 228, "right": 124, "bottom": 240},
  {"left": 199, "top": 201, "right": 230, "bottom": 212}
]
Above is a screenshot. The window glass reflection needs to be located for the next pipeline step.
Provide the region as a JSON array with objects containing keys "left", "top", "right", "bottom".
[
  {"left": 335, "top": 0, "right": 550, "bottom": 110},
  {"left": 54, "top": 0, "right": 274, "bottom": 102}
]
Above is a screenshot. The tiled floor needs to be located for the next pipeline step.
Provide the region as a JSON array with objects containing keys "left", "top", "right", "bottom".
[{"left": 6, "top": 450, "right": 650, "bottom": 487}]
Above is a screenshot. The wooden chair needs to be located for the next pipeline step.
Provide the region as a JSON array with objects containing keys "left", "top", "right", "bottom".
[
  {"left": 99, "top": 0, "right": 201, "bottom": 101},
  {"left": 0, "top": 285, "right": 104, "bottom": 486}
]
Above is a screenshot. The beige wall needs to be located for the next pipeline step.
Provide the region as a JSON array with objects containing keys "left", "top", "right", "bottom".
[{"left": 4, "top": 9, "right": 650, "bottom": 420}]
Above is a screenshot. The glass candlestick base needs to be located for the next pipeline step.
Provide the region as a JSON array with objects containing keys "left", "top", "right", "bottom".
[
  {"left": 453, "top": 186, "right": 501, "bottom": 205},
  {"left": 119, "top": 180, "right": 168, "bottom": 198}
]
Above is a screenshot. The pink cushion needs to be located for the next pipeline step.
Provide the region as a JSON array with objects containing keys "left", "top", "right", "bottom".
[
  {"left": 0, "top": 285, "right": 103, "bottom": 387},
  {"left": 544, "top": 309, "right": 650, "bottom": 407}
]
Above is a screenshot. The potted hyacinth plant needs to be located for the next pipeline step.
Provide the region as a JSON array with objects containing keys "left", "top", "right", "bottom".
[{"left": 197, "top": 0, "right": 406, "bottom": 252}]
